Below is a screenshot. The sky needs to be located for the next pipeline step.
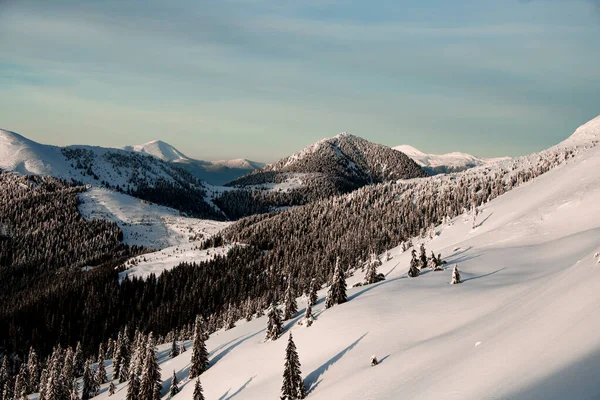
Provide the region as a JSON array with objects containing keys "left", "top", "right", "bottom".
[{"left": 1, "top": 0, "right": 599, "bottom": 163}]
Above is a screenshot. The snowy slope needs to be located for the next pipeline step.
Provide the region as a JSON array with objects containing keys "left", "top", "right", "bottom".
[
  {"left": 79, "top": 187, "right": 230, "bottom": 249},
  {"left": 124, "top": 140, "right": 192, "bottom": 162},
  {"left": 87, "top": 115, "right": 600, "bottom": 400},
  {"left": 393, "top": 144, "right": 509, "bottom": 174}
]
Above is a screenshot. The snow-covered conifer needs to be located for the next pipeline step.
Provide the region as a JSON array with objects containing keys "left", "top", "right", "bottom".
[
  {"left": 189, "top": 316, "right": 209, "bottom": 378},
  {"left": 325, "top": 257, "right": 347, "bottom": 308},
  {"left": 108, "top": 381, "right": 116, "bottom": 396},
  {"left": 419, "top": 244, "right": 428, "bottom": 270},
  {"left": 280, "top": 333, "right": 306, "bottom": 400},
  {"left": 283, "top": 277, "right": 298, "bottom": 320},
  {"left": 266, "top": 303, "right": 284, "bottom": 341},
  {"left": 27, "top": 347, "right": 41, "bottom": 393},
  {"left": 118, "top": 327, "right": 131, "bottom": 383},
  {"left": 70, "top": 378, "right": 79, "bottom": 400},
  {"left": 139, "top": 333, "right": 161, "bottom": 400},
  {"left": 73, "top": 342, "right": 84, "bottom": 377},
  {"left": 451, "top": 265, "right": 461, "bottom": 284},
  {"left": 81, "top": 360, "right": 93, "bottom": 400},
  {"left": 193, "top": 378, "right": 205, "bottom": 400},
  {"left": 169, "top": 370, "right": 179, "bottom": 397},
  {"left": 97, "top": 343, "right": 107, "bottom": 385},
  {"left": 308, "top": 279, "right": 318, "bottom": 307},
  {"left": 169, "top": 336, "right": 179, "bottom": 358},
  {"left": 408, "top": 249, "right": 420, "bottom": 277}
]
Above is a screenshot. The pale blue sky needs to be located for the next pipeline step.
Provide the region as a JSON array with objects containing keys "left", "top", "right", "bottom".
[{"left": 1, "top": 0, "right": 599, "bottom": 162}]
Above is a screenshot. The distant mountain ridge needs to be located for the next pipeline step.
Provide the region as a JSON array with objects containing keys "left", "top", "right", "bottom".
[
  {"left": 124, "top": 140, "right": 264, "bottom": 185},
  {"left": 393, "top": 144, "right": 509, "bottom": 174},
  {"left": 0, "top": 128, "right": 222, "bottom": 219}
]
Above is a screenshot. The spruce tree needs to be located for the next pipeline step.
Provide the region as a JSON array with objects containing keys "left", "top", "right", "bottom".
[
  {"left": 283, "top": 277, "right": 298, "bottom": 320},
  {"left": 451, "top": 265, "right": 461, "bottom": 284},
  {"left": 302, "top": 300, "right": 314, "bottom": 327},
  {"left": 419, "top": 243, "right": 428, "bottom": 270},
  {"left": 169, "top": 336, "right": 179, "bottom": 358},
  {"left": 325, "top": 257, "right": 347, "bottom": 308},
  {"left": 97, "top": 343, "right": 107, "bottom": 384},
  {"left": 193, "top": 378, "right": 205, "bottom": 400},
  {"left": 62, "top": 347, "right": 75, "bottom": 397},
  {"left": 27, "top": 347, "right": 41, "bottom": 393},
  {"left": 81, "top": 360, "right": 93, "bottom": 400},
  {"left": 364, "top": 256, "right": 385, "bottom": 285},
  {"left": 189, "top": 316, "right": 209, "bottom": 379},
  {"left": 408, "top": 249, "right": 420, "bottom": 277},
  {"left": 108, "top": 381, "right": 116, "bottom": 396},
  {"left": 113, "top": 331, "right": 123, "bottom": 379},
  {"left": 73, "top": 342, "right": 84, "bottom": 377},
  {"left": 118, "top": 327, "right": 131, "bottom": 383},
  {"left": 169, "top": 370, "right": 179, "bottom": 397},
  {"left": 139, "top": 333, "right": 161, "bottom": 400},
  {"left": 0, "top": 357, "right": 9, "bottom": 393},
  {"left": 266, "top": 303, "right": 283, "bottom": 341},
  {"left": 308, "top": 278, "right": 318, "bottom": 307},
  {"left": 38, "top": 368, "right": 48, "bottom": 400},
  {"left": 70, "top": 378, "right": 79, "bottom": 400},
  {"left": 126, "top": 363, "right": 140, "bottom": 400},
  {"left": 280, "top": 333, "right": 306, "bottom": 400},
  {"left": 13, "top": 364, "right": 28, "bottom": 399}
]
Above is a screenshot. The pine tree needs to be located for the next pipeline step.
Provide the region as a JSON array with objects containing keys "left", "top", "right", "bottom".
[
  {"left": 364, "top": 255, "right": 385, "bottom": 284},
  {"left": 118, "top": 327, "right": 131, "bottom": 383},
  {"left": 139, "top": 333, "right": 161, "bottom": 400},
  {"left": 97, "top": 343, "right": 107, "bottom": 384},
  {"left": 73, "top": 342, "right": 84, "bottom": 377},
  {"left": 38, "top": 368, "right": 48, "bottom": 400},
  {"left": 193, "top": 378, "right": 205, "bottom": 400},
  {"left": 280, "top": 333, "right": 306, "bottom": 400},
  {"left": 62, "top": 347, "right": 75, "bottom": 397},
  {"left": 107, "top": 337, "right": 115, "bottom": 359},
  {"left": 308, "top": 278, "right": 318, "bottom": 307},
  {"left": 70, "top": 378, "right": 80, "bottom": 400},
  {"left": 451, "top": 265, "right": 461, "bottom": 284},
  {"left": 419, "top": 243, "right": 428, "bottom": 270},
  {"left": 169, "top": 335, "right": 179, "bottom": 358},
  {"left": 81, "top": 360, "right": 93, "bottom": 400},
  {"left": 113, "top": 331, "right": 123, "bottom": 379},
  {"left": 266, "top": 303, "right": 284, "bottom": 341},
  {"left": 27, "top": 347, "right": 41, "bottom": 393},
  {"left": 189, "top": 316, "right": 209, "bottom": 379},
  {"left": 108, "top": 381, "right": 116, "bottom": 396},
  {"left": 283, "top": 277, "right": 298, "bottom": 320},
  {"left": 408, "top": 249, "right": 420, "bottom": 277},
  {"left": 325, "top": 257, "right": 347, "bottom": 308},
  {"left": 13, "top": 364, "right": 28, "bottom": 399},
  {"left": 169, "top": 370, "right": 179, "bottom": 397},
  {"left": 125, "top": 363, "right": 140, "bottom": 400},
  {"left": 302, "top": 300, "right": 314, "bottom": 327}
]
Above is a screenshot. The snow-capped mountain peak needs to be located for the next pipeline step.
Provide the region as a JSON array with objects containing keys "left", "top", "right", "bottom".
[{"left": 124, "top": 140, "right": 191, "bottom": 162}]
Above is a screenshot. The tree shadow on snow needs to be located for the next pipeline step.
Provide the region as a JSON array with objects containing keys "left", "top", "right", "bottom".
[
  {"left": 223, "top": 375, "right": 256, "bottom": 399},
  {"left": 446, "top": 253, "right": 481, "bottom": 265},
  {"left": 304, "top": 332, "right": 369, "bottom": 394},
  {"left": 378, "top": 354, "right": 390, "bottom": 364},
  {"left": 462, "top": 267, "right": 507, "bottom": 283},
  {"left": 211, "top": 328, "right": 266, "bottom": 366},
  {"left": 476, "top": 212, "right": 494, "bottom": 228},
  {"left": 347, "top": 276, "right": 405, "bottom": 302}
]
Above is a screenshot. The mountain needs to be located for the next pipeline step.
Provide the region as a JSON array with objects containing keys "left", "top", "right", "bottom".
[
  {"left": 393, "top": 144, "right": 509, "bottom": 174},
  {"left": 124, "top": 140, "right": 264, "bottom": 185},
  {"left": 91, "top": 114, "right": 600, "bottom": 400},
  {"left": 0, "top": 129, "right": 222, "bottom": 219},
  {"left": 215, "top": 132, "right": 427, "bottom": 218}
]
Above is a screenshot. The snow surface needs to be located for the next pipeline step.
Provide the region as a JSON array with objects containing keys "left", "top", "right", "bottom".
[
  {"left": 82, "top": 115, "right": 600, "bottom": 399},
  {"left": 119, "top": 243, "right": 236, "bottom": 282},
  {"left": 124, "top": 140, "right": 191, "bottom": 162},
  {"left": 79, "top": 187, "right": 230, "bottom": 249},
  {"left": 393, "top": 144, "right": 509, "bottom": 171}
]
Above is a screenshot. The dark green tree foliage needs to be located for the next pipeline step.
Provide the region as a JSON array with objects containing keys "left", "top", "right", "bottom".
[
  {"left": 139, "top": 333, "right": 161, "bottom": 400},
  {"left": 280, "top": 333, "right": 306, "bottom": 400},
  {"left": 325, "top": 258, "right": 347, "bottom": 308},
  {"left": 193, "top": 378, "right": 205, "bottom": 400},
  {"left": 266, "top": 303, "right": 283, "bottom": 341},
  {"left": 189, "top": 317, "right": 209, "bottom": 379},
  {"left": 283, "top": 277, "right": 298, "bottom": 320}
]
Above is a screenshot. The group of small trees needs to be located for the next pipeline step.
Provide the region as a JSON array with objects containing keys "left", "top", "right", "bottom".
[{"left": 408, "top": 244, "right": 446, "bottom": 277}]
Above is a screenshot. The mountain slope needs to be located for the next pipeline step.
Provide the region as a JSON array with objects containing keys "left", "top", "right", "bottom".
[
  {"left": 217, "top": 133, "right": 427, "bottom": 217},
  {"left": 124, "top": 140, "right": 264, "bottom": 185},
  {"left": 0, "top": 129, "right": 222, "bottom": 219},
  {"left": 92, "top": 115, "right": 600, "bottom": 400},
  {"left": 393, "top": 144, "right": 508, "bottom": 174}
]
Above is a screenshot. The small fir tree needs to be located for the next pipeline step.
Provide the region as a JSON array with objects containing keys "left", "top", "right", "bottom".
[
  {"left": 408, "top": 249, "right": 420, "bottom": 277},
  {"left": 97, "top": 343, "right": 107, "bottom": 385},
  {"left": 189, "top": 316, "right": 209, "bottom": 378},
  {"left": 325, "top": 257, "right": 347, "bottom": 308},
  {"left": 280, "top": 333, "right": 306, "bottom": 400},
  {"left": 283, "top": 277, "right": 298, "bottom": 320},
  {"left": 451, "top": 265, "right": 461, "bottom": 284},
  {"left": 193, "top": 378, "right": 205, "bottom": 400},
  {"left": 169, "top": 370, "right": 179, "bottom": 397},
  {"left": 266, "top": 303, "right": 284, "bottom": 341},
  {"left": 308, "top": 279, "right": 318, "bottom": 307}
]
